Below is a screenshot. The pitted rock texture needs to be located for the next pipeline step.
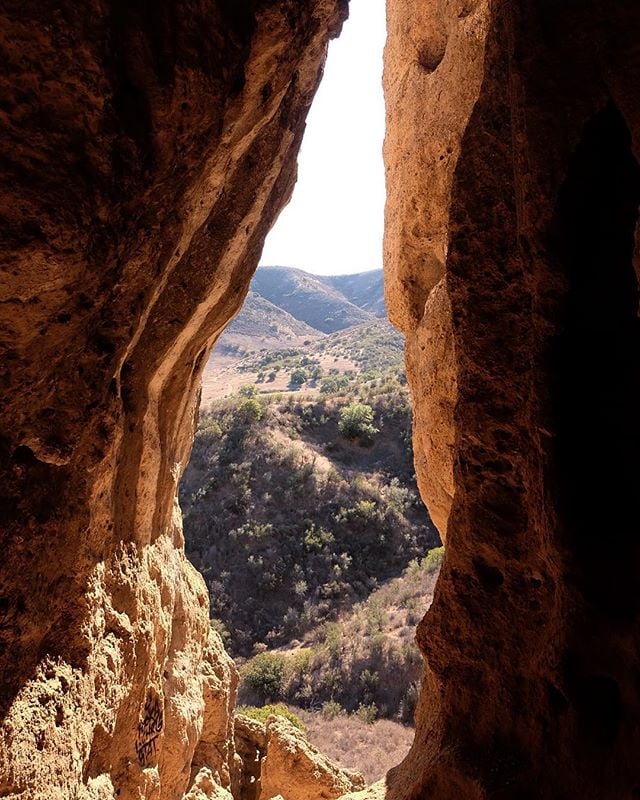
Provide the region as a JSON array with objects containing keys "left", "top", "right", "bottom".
[
  {"left": 385, "top": 0, "right": 640, "bottom": 798},
  {"left": 232, "top": 714, "right": 267, "bottom": 800},
  {"left": 189, "top": 631, "right": 239, "bottom": 791},
  {"left": 384, "top": 0, "right": 491, "bottom": 541},
  {"left": 185, "top": 768, "right": 233, "bottom": 800},
  {"left": 0, "top": 2, "right": 346, "bottom": 798},
  {"left": 337, "top": 783, "right": 386, "bottom": 800},
  {"left": 259, "top": 716, "right": 365, "bottom": 800}
]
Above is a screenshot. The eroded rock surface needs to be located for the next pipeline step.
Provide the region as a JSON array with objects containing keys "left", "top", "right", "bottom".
[
  {"left": 232, "top": 714, "right": 266, "bottom": 800},
  {"left": 337, "top": 782, "right": 386, "bottom": 800},
  {"left": 259, "top": 716, "right": 365, "bottom": 800},
  {"left": 0, "top": 2, "right": 346, "bottom": 798},
  {"left": 385, "top": 0, "right": 640, "bottom": 798}
]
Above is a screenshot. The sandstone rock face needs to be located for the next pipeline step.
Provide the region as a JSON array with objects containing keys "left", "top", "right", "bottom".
[
  {"left": 385, "top": 0, "right": 640, "bottom": 798},
  {"left": 259, "top": 716, "right": 365, "bottom": 800},
  {"left": 232, "top": 714, "right": 267, "bottom": 800},
  {"left": 185, "top": 769, "right": 233, "bottom": 800},
  {"left": 188, "top": 631, "right": 239, "bottom": 791},
  {"left": 384, "top": 0, "right": 491, "bottom": 542},
  {"left": 337, "top": 782, "right": 386, "bottom": 800},
  {"left": 0, "top": 2, "right": 346, "bottom": 798},
  {"left": 404, "top": 280, "right": 457, "bottom": 539}
]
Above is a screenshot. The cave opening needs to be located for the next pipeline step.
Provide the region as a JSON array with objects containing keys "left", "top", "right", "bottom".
[
  {"left": 551, "top": 101, "right": 640, "bottom": 747},
  {"left": 179, "top": 0, "right": 440, "bottom": 786}
]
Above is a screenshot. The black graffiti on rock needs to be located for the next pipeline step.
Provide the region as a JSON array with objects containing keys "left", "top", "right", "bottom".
[{"left": 135, "top": 692, "right": 163, "bottom": 767}]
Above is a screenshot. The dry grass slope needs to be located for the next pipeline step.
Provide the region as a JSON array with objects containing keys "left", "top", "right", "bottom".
[{"left": 299, "top": 710, "right": 414, "bottom": 784}]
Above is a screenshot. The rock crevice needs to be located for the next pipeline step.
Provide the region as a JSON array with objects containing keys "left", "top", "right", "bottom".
[{"left": 0, "top": 2, "right": 347, "bottom": 797}]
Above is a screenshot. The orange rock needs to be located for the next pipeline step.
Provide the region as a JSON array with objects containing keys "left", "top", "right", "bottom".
[
  {"left": 259, "top": 716, "right": 365, "bottom": 800},
  {"left": 0, "top": 3, "right": 347, "bottom": 798},
  {"left": 384, "top": 0, "right": 640, "bottom": 798}
]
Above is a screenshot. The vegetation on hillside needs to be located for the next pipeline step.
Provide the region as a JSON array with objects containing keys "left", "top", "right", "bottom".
[
  {"left": 251, "top": 266, "right": 377, "bottom": 333},
  {"left": 296, "top": 707, "right": 414, "bottom": 784},
  {"left": 231, "top": 319, "right": 403, "bottom": 382},
  {"left": 237, "top": 551, "right": 443, "bottom": 722},
  {"left": 181, "top": 370, "right": 438, "bottom": 657},
  {"left": 236, "top": 703, "right": 306, "bottom": 731},
  {"left": 189, "top": 266, "right": 441, "bottom": 739},
  {"left": 202, "top": 264, "right": 402, "bottom": 405}
]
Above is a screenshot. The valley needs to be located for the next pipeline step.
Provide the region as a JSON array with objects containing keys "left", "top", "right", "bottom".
[
  {"left": 183, "top": 265, "right": 439, "bottom": 780},
  {"left": 201, "top": 266, "right": 403, "bottom": 405}
]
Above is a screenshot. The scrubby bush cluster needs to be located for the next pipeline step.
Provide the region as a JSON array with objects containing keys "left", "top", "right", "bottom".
[
  {"left": 236, "top": 554, "right": 442, "bottom": 722},
  {"left": 181, "top": 375, "right": 438, "bottom": 656},
  {"left": 338, "top": 403, "right": 378, "bottom": 445},
  {"left": 236, "top": 703, "right": 306, "bottom": 731}
]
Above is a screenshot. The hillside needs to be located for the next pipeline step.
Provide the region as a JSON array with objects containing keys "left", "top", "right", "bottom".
[
  {"left": 213, "top": 291, "right": 322, "bottom": 361},
  {"left": 323, "top": 270, "right": 386, "bottom": 317},
  {"left": 181, "top": 371, "right": 439, "bottom": 657},
  {"left": 251, "top": 266, "right": 378, "bottom": 333},
  {"left": 184, "top": 265, "right": 441, "bottom": 730},
  {"left": 202, "top": 318, "right": 404, "bottom": 404},
  {"left": 202, "top": 266, "right": 391, "bottom": 403},
  {"left": 237, "top": 551, "right": 442, "bottom": 722}
]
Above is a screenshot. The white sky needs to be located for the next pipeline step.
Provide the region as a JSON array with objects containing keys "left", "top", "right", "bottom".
[{"left": 259, "top": 0, "right": 386, "bottom": 276}]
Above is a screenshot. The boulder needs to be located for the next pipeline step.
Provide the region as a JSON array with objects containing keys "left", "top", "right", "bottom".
[{"left": 259, "top": 715, "right": 365, "bottom": 800}]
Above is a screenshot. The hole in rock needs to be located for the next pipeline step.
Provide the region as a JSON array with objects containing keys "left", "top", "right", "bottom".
[
  {"left": 473, "top": 557, "right": 504, "bottom": 590},
  {"left": 180, "top": 0, "right": 441, "bottom": 786},
  {"left": 417, "top": 39, "right": 447, "bottom": 73}
]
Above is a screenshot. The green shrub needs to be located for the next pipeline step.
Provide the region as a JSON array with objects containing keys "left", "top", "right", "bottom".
[
  {"left": 354, "top": 702, "right": 378, "bottom": 724},
  {"left": 338, "top": 403, "right": 378, "bottom": 445},
  {"left": 320, "top": 375, "right": 350, "bottom": 394},
  {"left": 322, "top": 622, "right": 343, "bottom": 657},
  {"left": 321, "top": 700, "right": 344, "bottom": 719},
  {"left": 241, "top": 653, "right": 287, "bottom": 702},
  {"left": 423, "top": 546, "right": 444, "bottom": 572},
  {"left": 290, "top": 367, "right": 308, "bottom": 386},
  {"left": 237, "top": 397, "right": 263, "bottom": 423},
  {"left": 210, "top": 618, "right": 231, "bottom": 646},
  {"left": 236, "top": 703, "right": 306, "bottom": 732}
]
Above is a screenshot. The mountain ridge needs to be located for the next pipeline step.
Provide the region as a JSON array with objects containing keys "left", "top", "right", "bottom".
[
  {"left": 251, "top": 266, "right": 384, "bottom": 334},
  {"left": 203, "top": 266, "right": 392, "bottom": 403}
]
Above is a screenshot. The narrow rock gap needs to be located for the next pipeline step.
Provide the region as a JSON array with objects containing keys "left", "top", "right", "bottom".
[{"left": 179, "top": 0, "right": 442, "bottom": 795}]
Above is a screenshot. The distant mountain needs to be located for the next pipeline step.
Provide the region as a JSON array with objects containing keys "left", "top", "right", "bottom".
[
  {"left": 322, "top": 270, "right": 386, "bottom": 317},
  {"left": 202, "top": 265, "right": 394, "bottom": 403},
  {"left": 251, "top": 266, "right": 380, "bottom": 333},
  {"left": 214, "top": 291, "right": 321, "bottom": 358}
]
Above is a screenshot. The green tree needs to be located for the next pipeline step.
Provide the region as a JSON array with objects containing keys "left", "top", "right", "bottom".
[
  {"left": 241, "top": 652, "right": 287, "bottom": 702},
  {"left": 237, "top": 398, "right": 263, "bottom": 423},
  {"left": 423, "top": 546, "right": 445, "bottom": 572},
  {"left": 290, "top": 367, "right": 308, "bottom": 386},
  {"left": 338, "top": 403, "right": 378, "bottom": 444}
]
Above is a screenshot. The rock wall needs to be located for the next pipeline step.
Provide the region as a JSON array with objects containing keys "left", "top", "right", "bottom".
[
  {"left": 233, "top": 714, "right": 364, "bottom": 800},
  {"left": 259, "top": 716, "right": 365, "bottom": 800},
  {"left": 385, "top": 0, "right": 640, "bottom": 797},
  {"left": 4, "top": 0, "right": 640, "bottom": 797},
  {"left": 0, "top": 2, "right": 346, "bottom": 797}
]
